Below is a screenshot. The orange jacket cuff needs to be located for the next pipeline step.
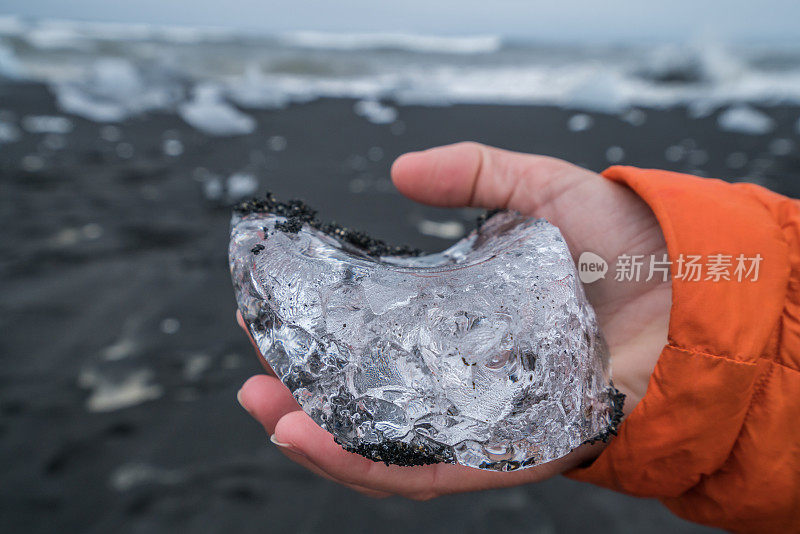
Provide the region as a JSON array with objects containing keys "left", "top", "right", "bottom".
[{"left": 565, "top": 166, "right": 800, "bottom": 532}]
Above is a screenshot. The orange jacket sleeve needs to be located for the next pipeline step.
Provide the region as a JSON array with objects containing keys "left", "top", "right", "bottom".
[{"left": 566, "top": 166, "right": 800, "bottom": 532}]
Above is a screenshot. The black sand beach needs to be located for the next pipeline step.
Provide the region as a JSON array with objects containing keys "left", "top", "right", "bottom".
[{"left": 3, "top": 79, "right": 798, "bottom": 533}]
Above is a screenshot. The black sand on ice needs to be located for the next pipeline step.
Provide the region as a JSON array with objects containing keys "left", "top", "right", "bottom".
[{"left": 3, "top": 79, "right": 799, "bottom": 533}]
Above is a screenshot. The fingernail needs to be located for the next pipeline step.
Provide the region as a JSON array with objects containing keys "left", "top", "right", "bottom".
[
  {"left": 269, "top": 434, "right": 306, "bottom": 457},
  {"left": 236, "top": 389, "right": 247, "bottom": 411},
  {"left": 269, "top": 434, "right": 291, "bottom": 447}
]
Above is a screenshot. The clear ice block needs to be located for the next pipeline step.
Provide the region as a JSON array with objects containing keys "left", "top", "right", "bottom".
[{"left": 229, "top": 202, "right": 622, "bottom": 471}]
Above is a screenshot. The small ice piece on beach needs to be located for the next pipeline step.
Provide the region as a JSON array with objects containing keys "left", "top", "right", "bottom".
[
  {"left": 115, "top": 142, "right": 134, "bottom": 159},
  {"left": 726, "top": 152, "right": 748, "bottom": 169},
  {"left": 688, "top": 101, "right": 718, "bottom": 119},
  {"left": 621, "top": 108, "right": 646, "bottom": 126},
  {"left": 229, "top": 200, "right": 622, "bottom": 471},
  {"left": 159, "top": 317, "right": 180, "bottom": 335},
  {"left": 665, "top": 145, "right": 686, "bottom": 162},
  {"left": 100, "top": 125, "right": 122, "bottom": 142},
  {"left": 717, "top": 106, "right": 775, "bottom": 135},
  {"left": 162, "top": 138, "right": 184, "bottom": 157},
  {"left": 417, "top": 219, "right": 465, "bottom": 239},
  {"left": 567, "top": 114, "right": 593, "bottom": 132},
  {"left": 354, "top": 99, "right": 398, "bottom": 124},
  {"left": 81, "top": 223, "right": 103, "bottom": 240},
  {"left": 110, "top": 463, "right": 183, "bottom": 492},
  {"left": 54, "top": 58, "right": 178, "bottom": 122},
  {"left": 226, "top": 65, "right": 291, "bottom": 109},
  {"left": 22, "top": 115, "right": 74, "bottom": 134},
  {"left": 179, "top": 84, "right": 256, "bottom": 136},
  {"left": 0, "top": 120, "right": 21, "bottom": 144},
  {"left": 564, "top": 71, "right": 627, "bottom": 113},
  {"left": 21, "top": 154, "right": 45, "bottom": 172},
  {"left": 688, "top": 149, "right": 709, "bottom": 167},
  {"left": 79, "top": 368, "right": 163, "bottom": 412},
  {"left": 202, "top": 176, "right": 224, "bottom": 201},
  {"left": 605, "top": 146, "right": 625, "bottom": 163},
  {"left": 267, "top": 135, "right": 287, "bottom": 152},
  {"left": 42, "top": 133, "right": 66, "bottom": 150},
  {"left": 226, "top": 173, "right": 259, "bottom": 202},
  {"left": 769, "top": 138, "right": 794, "bottom": 156}
]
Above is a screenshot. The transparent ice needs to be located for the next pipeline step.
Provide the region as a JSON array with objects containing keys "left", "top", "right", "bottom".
[{"left": 229, "top": 210, "right": 621, "bottom": 471}]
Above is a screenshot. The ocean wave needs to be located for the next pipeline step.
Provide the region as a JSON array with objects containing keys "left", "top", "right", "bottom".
[
  {"left": 2, "top": 17, "right": 799, "bottom": 132},
  {"left": 0, "top": 16, "right": 238, "bottom": 47},
  {"left": 280, "top": 31, "right": 502, "bottom": 54}
]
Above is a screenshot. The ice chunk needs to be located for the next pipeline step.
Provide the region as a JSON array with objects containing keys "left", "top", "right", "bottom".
[
  {"left": 179, "top": 83, "right": 256, "bottom": 136},
  {"left": 417, "top": 219, "right": 465, "bottom": 239},
  {"left": 0, "top": 120, "right": 21, "bottom": 144},
  {"left": 605, "top": 146, "right": 625, "bottom": 163},
  {"left": 225, "top": 173, "right": 258, "bottom": 202},
  {"left": 564, "top": 71, "right": 628, "bottom": 113},
  {"left": 79, "top": 368, "right": 163, "bottom": 412},
  {"left": 22, "top": 115, "right": 74, "bottom": 134},
  {"left": 54, "top": 59, "right": 179, "bottom": 122},
  {"left": 229, "top": 202, "right": 622, "bottom": 471},
  {"left": 567, "top": 113, "right": 593, "bottom": 132},
  {"left": 718, "top": 105, "right": 775, "bottom": 135},
  {"left": 226, "top": 66, "right": 291, "bottom": 109},
  {"left": 354, "top": 100, "right": 397, "bottom": 124}
]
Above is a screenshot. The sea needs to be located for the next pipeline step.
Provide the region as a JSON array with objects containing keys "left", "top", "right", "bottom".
[{"left": 1, "top": 16, "right": 800, "bottom": 136}]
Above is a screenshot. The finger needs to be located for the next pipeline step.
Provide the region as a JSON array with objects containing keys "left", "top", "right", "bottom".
[
  {"left": 390, "top": 142, "right": 599, "bottom": 217},
  {"left": 273, "top": 410, "right": 604, "bottom": 497},
  {"left": 237, "top": 374, "right": 300, "bottom": 435},
  {"left": 273, "top": 410, "right": 440, "bottom": 498},
  {"left": 236, "top": 310, "right": 275, "bottom": 376},
  {"left": 238, "top": 377, "right": 390, "bottom": 497},
  {"left": 274, "top": 444, "right": 391, "bottom": 498}
]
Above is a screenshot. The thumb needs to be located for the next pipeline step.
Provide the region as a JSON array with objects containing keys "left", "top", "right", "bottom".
[{"left": 390, "top": 142, "right": 600, "bottom": 219}]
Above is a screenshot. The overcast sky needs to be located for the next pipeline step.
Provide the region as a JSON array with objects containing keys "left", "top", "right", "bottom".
[{"left": 2, "top": 1, "right": 799, "bottom": 43}]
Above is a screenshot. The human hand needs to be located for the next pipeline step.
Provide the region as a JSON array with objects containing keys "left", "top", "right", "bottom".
[{"left": 237, "top": 142, "right": 671, "bottom": 499}]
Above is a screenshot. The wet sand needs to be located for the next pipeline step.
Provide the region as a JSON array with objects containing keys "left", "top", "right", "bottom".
[{"left": 3, "top": 80, "right": 798, "bottom": 533}]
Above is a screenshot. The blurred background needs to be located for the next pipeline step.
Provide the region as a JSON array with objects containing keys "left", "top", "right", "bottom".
[{"left": 2, "top": 1, "right": 799, "bottom": 533}]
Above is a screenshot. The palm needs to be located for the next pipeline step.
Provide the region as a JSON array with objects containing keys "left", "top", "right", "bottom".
[{"left": 238, "top": 143, "right": 670, "bottom": 499}]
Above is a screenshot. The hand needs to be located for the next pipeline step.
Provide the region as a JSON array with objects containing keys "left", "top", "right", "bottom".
[{"left": 237, "top": 142, "right": 671, "bottom": 499}]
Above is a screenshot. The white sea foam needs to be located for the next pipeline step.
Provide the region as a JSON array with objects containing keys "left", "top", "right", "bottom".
[
  {"left": 281, "top": 31, "right": 502, "bottom": 54},
  {"left": 0, "top": 43, "right": 23, "bottom": 79},
  {"left": 0, "top": 15, "right": 25, "bottom": 37},
  {"left": 7, "top": 17, "right": 236, "bottom": 47}
]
